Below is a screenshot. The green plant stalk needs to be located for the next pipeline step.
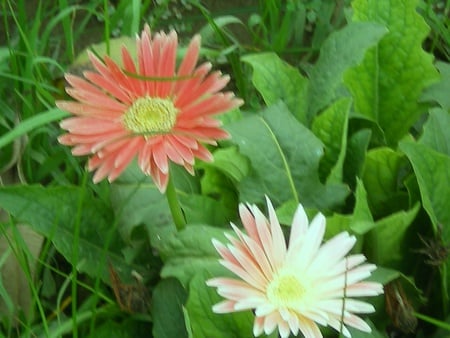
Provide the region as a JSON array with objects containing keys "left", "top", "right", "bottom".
[
  {"left": 441, "top": 263, "right": 449, "bottom": 316},
  {"left": 71, "top": 174, "right": 88, "bottom": 338},
  {"left": 414, "top": 311, "right": 450, "bottom": 331},
  {"left": 49, "top": 304, "right": 116, "bottom": 338},
  {"left": 165, "top": 174, "right": 186, "bottom": 231}
]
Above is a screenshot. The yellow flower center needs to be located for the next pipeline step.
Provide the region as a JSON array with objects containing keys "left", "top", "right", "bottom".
[
  {"left": 122, "top": 96, "right": 178, "bottom": 134},
  {"left": 267, "top": 274, "right": 305, "bottom": 308}
]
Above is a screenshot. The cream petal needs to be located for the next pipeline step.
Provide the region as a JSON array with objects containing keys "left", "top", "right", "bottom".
[
  {"left": 239, "top": 204, "right": 261, "bottom": 246},
  {"left": 297, "top": 316, "right": 323, "bottom": 338},
  {"left": 212, "top": 300, "right": 236, "bottom": 313},
  {"left": 253, "top": 316, "right": 265, "bottom": 337},
  {"left": 288, "top": 202, "right": 309, "bottom": 248},
  {"left": 266, "top": 196, "right": 287, "bottom": 269}
]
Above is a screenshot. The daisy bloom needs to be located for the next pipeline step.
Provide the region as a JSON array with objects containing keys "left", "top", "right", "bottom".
[
  {"left": 57, "top": 24, "right": 242, "bottom": 192},
  {"left": 207, "top": 197, "right": 384, "bottom": 338}
]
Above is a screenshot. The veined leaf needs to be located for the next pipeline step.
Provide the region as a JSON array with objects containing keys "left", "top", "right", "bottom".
[
  {"left": 154, "top": 224, "right": 229, "bottom": 286},
  {"left": 152, "top": 278, "right": 189, "bottom": 338},
  {"left": 242, "top": 52, "right": 309, "bottom": 124},
  {"left": 419, "top": 108, "right": 450, "bottom": 156},
  {"left": 362, "top": 147, "right": 409, "bottom": 218},
  {"left": 344, "top": 0, "right": 439, "bottom": 145},
  {"left": 0, "top": 185, "right": 143, "bottom": 283},
  {"left": 344, "top": 128, "right": 372, "bottom": 189},
  {"left": 312, "top": 97, "right": 351, "bottom": 184},
  {"left": 400, "top": 141, "right": 450, "bottom": 237},
  {"left": 350, "top": 178, "right": 375, "bottom": 235},
  {"left": 228, "top": 101, "right": 349, "bottom": 210},
  {"left": 421, "top": 61, "right": 450, "bottom": 110},
  {"left": 307, "top": 22, "right": 387, "bottom": 120},
  {"left": 186, "top": 271, "right": 254, "bottom": 338},
  {"left": 367, "top": 203, "right": 420, "bottom": 268},
  {"left": 109, "top": 162, "right": 173, "bottom": 242}
]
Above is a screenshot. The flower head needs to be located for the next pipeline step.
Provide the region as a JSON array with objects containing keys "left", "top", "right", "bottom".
[
  {"left": 57, "top": 25, "right": 242, "bottom": 192},
  {"left": 207, "top": 197, "right": 383, "bottom": 338}
]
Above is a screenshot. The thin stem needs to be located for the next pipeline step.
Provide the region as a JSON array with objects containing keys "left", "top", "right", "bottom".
[{"left": 165, "top": 175, "right": 186, "bottom": 231}]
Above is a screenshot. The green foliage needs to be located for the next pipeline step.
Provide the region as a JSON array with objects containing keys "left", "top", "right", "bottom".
[
  {"left": 422, "top": 61, "right": 450, "bottom": 109},
  {"left": 228, "top": 101, "right": 349, "bottom": 210},
  {"left": 362, "top": 148, "right": 409, "bottom": 218},
  {"left": 307, "top": 21, "right": 387, "bottom": 120},
  {"left": 152, "top": 278, "right": 189, "bottom": 338},
  {"left": 153, "top": 224, "right": 228, "bottom": 286},
  {"left": 311, "top": 97, "right": 351, "bottom": 184},
  {"left": 0, "top": 185, "right": 148, "bottom": 283},
  {"left": 345, "top": 0, "right": 440, "bottom": 146},
  {"left": 400, "top": 141, "right": 450, "bottom": 236},
  {"left": 1, "top": 0, "right": 449, "bottom": 336},
  {"left": 185, "top": 271, "right": 255, "bottom": 338},
  {"left": 242, "top": 52, "right": 309, "bottom": 123}
]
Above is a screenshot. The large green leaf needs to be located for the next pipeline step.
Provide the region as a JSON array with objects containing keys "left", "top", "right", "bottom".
[
  {"left": 228, "top": 101, "right": 349, "bottom": 210},
  {"left": 400, "top": 141, "right": 450, "bottom": 237},
  {"left": 110, "top": 161, "right": 231, "bottom": 236},
  {"left": 86, "top": 318, "right": 151, "bottom": 338},
  {"left": 366, "top": 204, "right": 420, "bottom": 268},
  {"left": 0, "top": 185, "right": 142, "bottom": 283},
  {"left": 419, "top": 108, "right": 450, "bottom": 156},
  {"left": 307, "top": 22, "right": 387, "bottom": 120},
  {"left": 350, "top": 178, "right": 375, "bottom": 235},
  {"left": 344, "top": 0, "right": 439, "bottom": 145},
  {"left": 203, "top": 146, "right": 250, "bottom": 183},
  {"left": 186, "top": 271, "right": 254, "bottom": 338},
  {"left": 242, "top": 52, "right": 309, "bottom": 124},
  {"left": 312, "top": 97, "right": 351, "bottom": 183},
  {"left": 110, "top": 169, "right": 172, "bottom": 241},
  {"left": 362, "top": 148, "right": 409, "bottom": 218},
  {"left": 179, "top": 193, "right": 234, "bottom": 227},
  {"left": 153, "top": 224, "right": 229, "bottom": 286},
  {"left": 152, "top": 278, "right": 189, "bottom": 338},
  {"left": 421, "top": 61, "right": 450, "bottom": 109},
  {"left": 344, "top": 129, "right": 372, "bottom": 189}
]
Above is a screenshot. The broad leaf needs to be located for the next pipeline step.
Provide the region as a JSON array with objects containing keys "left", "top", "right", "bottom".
[
  {"left": 362, "top": 148, "right": 409, "bottom": 218},
  {"left": 312, "top": 97, "right": 351, "bottom": 183},
  {"left": 344, "top": 0, "right": 439, "bottom": 145},
  {"left": 228, "top": 101, "right": 349, "bottom": 210},
  {"left": 400, "top": 141, "right": 450, "bottom": 237},
  {"left": 0, "top": 185, "right": 142, "bottom": 283},
  {"left": 110, "top": 175, "right": 172, "bottom": 241},
  {"left": 350, "top": 178, "right": 375, "bottom": 235},
  {"left": 366, "top": 204, "right": 420, "bottom": 268},
  {"left": 86, "top": 318, "right": 151, "bottom": 338},
  {"left": 152, "top": 278, "right": 189, "bottom": 338},
  {"left": 186, "top": 271, "right": 254, "bottom": 338},
  {"left": 153, "top": 224, "right": 229, "bottom": 286},
  {"left": 421, "top": 61, "right": 450, "bottom": 109},
  {"left": 242, "top": 52, "right": 309, "bottom": 124},
  {"left": 344, "top": 129, "right": 372, "bottom": 189},
  {"left": 179, "top": 193, "right": 234, "bottom": 227},
  {"left": 307, "top": 22, "right": 387, "bottom": 120},
  {"left": 419, "top": 108, "right": 450, "bottom": 156},
  {"left": 204, "top": 146, "right": 250, "bottom": 183}
]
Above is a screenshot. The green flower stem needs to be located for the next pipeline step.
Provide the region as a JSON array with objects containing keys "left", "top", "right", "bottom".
[{"left": 165, "top": 175, "right": 186, "bottom": 231}]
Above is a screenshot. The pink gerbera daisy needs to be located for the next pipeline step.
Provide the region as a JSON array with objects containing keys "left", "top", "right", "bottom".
[
  {"left": 57, "top": 24, "right": 242, "bottom": 192},
  {"left": 207, "top": 197, "right": 384, "bottom": 338}
]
